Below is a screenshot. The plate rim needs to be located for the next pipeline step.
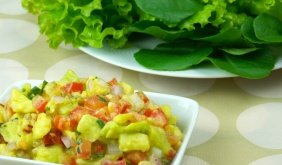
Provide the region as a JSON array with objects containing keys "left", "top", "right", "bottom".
[{"left": 79, "top": 45, "right": 282, "bottom": 79}]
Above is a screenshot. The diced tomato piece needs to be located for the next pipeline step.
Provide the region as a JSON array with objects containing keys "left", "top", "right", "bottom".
[
  {"left": 125, "top": 151, "right": 148, "bottom": 165},
  {"left": 91, "top": 140, "right": 106, "bottom": 155},
  {"left": 91, "top": 108, "right": 110, "bottom": 122},
  {"left": 108, "top": 78, "right": 118, "bottom": 86},
  {"left": 53, "top": 115, "right": 71, "bottom": 131},
  {"left": 77, "top": 140, "right": 91, "bottom": 159},
  {"left": 43, "top": 129, "right": 62, "bottom": 146},
  {"left": 63, "top": 82, "right": 84, "bottom": 94},
  {"left": 69, "top": 106, "right": 88, "bottom": 128},
  {"left": 144, "top": 108, "right": 168, "bottom": 127},
  {"left": 84, "top": 95, "right": 107, "bottom": 111},
  {"left": 32, "top": 95, "right": 48, "bottom": 113},
  {"left": 0, "top": 134, "right": 5, "bottom": 144},
  {"left": 115, "top": 101, "right": 131, "bottom": 114},
  {"left": 166, "top": 149, "right": 176, "bottom": 160},
  {"left": 137, "top": 91, "right": 149, "bottom": 103},
  {"left": 64, "top": 156, "right": 77, "bottom": 165},
  {"left": 101, "top": 158, "right": 127, "bottom": 165}
]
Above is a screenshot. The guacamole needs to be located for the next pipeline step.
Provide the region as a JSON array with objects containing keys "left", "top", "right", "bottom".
[{"left": 0, "top": 70, "right": 183, "bottom": 165}]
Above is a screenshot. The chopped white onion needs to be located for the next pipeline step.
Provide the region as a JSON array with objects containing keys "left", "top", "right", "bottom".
[
  {"left": 53, "top": 96, "right": 64, "bottom": 103},
  {"left": 61, "top": 136, "right": 72, "bottom": 149},
  {"left": 112, "top": 85, "right": 123, "bottom": 96},
  {"left": 150, "top": 147, "right": 163, "bottom": 165},
  {"left": 107, "top": 143, "right": 121, "bottom": 154}
]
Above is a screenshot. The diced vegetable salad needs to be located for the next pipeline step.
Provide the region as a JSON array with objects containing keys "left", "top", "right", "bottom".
[{"left": 0, "top": 70, "right": 183, "bottom": 165}]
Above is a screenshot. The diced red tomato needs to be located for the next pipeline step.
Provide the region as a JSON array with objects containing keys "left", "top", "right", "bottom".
[
  {"left": 32, "top": 95, "right": 48, "bottom": 113},
  {"left": 144, "top": 108, "right": 168, "bottom": 127},
  {"left": 137, "top": 91, "right": 149, "bottom": 103},
  {"left": 91, "top": 140, "right": 107, "bottom": 155},
  {"left": 64, "top": 156, "right": 77, "bottom": 165},
  {"left": 77, "top": 140, "right": 91, "bottom": 159},
  {"left": 43, "top": 129, "right": 62, "bottom": 146},
  {"left": 84, "top": 95, "right": 107, "bottom": 111},
  {"left": 101, "top": 158, "right": 127, "bottom": 165},
  {"left": 69, "top": 106, "right": 88, "bottom": 128},
  {"left": 108, "top": 78, "right": 118, "bottom": 86},
  {"left": 115, "top": 101, "right": 131, "bottom": 114},
  {"left": 166, "top": 149, "right": 176, "bottom": 160},
  {"left": 125, "top": 151, "right": 148, "bottom": 165},
  {"left": 91, "top": 108, "right": 110, "bottom": 122},
  {"left": 63, "top": 82, "right": 84, "bottom": 94},
  {"left": 53, "top": 115, "right": 71, "bottom": 131}
]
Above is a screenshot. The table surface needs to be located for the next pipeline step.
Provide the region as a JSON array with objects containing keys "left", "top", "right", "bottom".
[{"left": 1, "top": 1, "right": 282, "bottom": 165}]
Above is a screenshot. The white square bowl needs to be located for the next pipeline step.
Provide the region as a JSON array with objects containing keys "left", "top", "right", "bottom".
[{"left": 0, "top": 80, "right": 199, "bottom": 165}]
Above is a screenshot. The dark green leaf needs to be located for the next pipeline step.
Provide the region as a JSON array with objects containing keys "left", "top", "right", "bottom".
[
  {"left": 134, "top": 0, "right": 203, "bottom": 24},
  {"left": 220, "top": 47, "right": 259, "bottom": 55},
  {"left": 254, "top": 14, "right": 282, "bottom": 42},
  {"left": 241, "top": 17, "right": 265, "bottom": 44},
  {"left": 134, "top": 42, "right": 213, "bottom": 70},
  {"left": 208, "top": 49, "right": 276, "bottom": 79},
  {"left": 129, "top": 21, "right": 194, "bottom": 41},
  {"left": 193, "top": 28, "right": 243, "bottom": 46}
]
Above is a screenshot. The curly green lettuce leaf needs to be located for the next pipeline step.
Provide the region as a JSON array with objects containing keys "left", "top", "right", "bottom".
[
  {"left": 22, "top": 0, "right": 134, "bottom": 48},
  {"left": 134, "top": 0, "right": 204, "bottom": 25}
]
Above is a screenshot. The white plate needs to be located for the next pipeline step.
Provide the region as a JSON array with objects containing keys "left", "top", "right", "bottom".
[
  {"left": 0, "top": 80, "right": 199, "bottom": 165},
  {"left": 79, "top": 38, "right": 282, "bottom": 78}
]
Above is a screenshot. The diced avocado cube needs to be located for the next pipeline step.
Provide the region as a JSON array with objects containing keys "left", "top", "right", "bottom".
[
  {"left": 32, "top": 113, "right": 51, "bottom": 140},
  {"left": 119, "top": 133, "right": 150, "bottom": 152},
  {"left": 0, "top": 114, "right": 21, "bottom": 143},
  {"left": 149, "top": 126, "right": 172, "bottom": 155},
  {"left": 60, "top": 70, "right": 80, "bottom": 84},
  {"left": 119, "top": 81, "right": 134, "bottom": 95},
  {"left": 17, "top": 132, "right": 33, "bottom": 150},
  {"left": 86, "top": 77, "right": 110, "bottom": 96},
  {"left": 124, "top": 121, "right": 149, "bottom": 134},
  {"left": 77, "top": 114, "right": 101, "bottom": 142},
  {"left": 9, "top": 89, "right": 36, "bottom": 113},
  {"left": 100, "top": 121, "right": 123, "bottom": 139},
  {"left": 161, "top": 105, "right": 176, "bottom": 125},
  {"left": 0, "top": 144, "right": 15, "bottom": 156},
  {"left": 33, "top": 145, "right": 63, "bottom": 163},
  {"left": 113, "top": 113, "right": 135, "bottom": 125}
]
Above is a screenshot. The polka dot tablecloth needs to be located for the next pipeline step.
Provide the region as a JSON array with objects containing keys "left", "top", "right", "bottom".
[{"left": 1, "top": 1, "right": 282, "bottom": 165}]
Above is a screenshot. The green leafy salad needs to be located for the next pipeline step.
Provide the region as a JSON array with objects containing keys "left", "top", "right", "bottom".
[
  {"left": 0, "top": 70, "right": 183, "bottom": 165},
  {"left": 22, "top": 0, "right": 282, "bottom": 79}
]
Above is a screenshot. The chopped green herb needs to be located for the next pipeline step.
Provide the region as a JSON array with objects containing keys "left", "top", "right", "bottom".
[
  {"left": 96, "top": 119, "right": 105, "bottom": 128},
  {"left": 97, "top": 95, "right": 108, "bottom": 103},
  {"left": 76, "top": 146, "right": 81, "bottom": 154},
  {"left": 91, "top": 153, "right": 105, "bottom": 160},
  {"left": 28, "top": 86, "right": 41, "bottom": 99},
  {"left": 76, "top": 138, "right": 82, "bottom": 145}
]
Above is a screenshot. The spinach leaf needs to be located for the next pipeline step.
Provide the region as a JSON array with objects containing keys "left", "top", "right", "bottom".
[
  {"left": 241, "top": 17, "right": 265, "bottom": 44},
  {"left": 129, "top": 21, "right": 194, "bottom": 41},
  {"left": 208, "top": 49, "right": 276, "bottom": 79},
  {"left": 134, "top": 0, "right": 203, "bottom": 24},
  {"left": 193, "top": 28, "right": 243, "bottom": 46},
  {"left": 254, "top": 14, "right": 282, "bottom": 42},
  {"left": 134, "top": 41, "right": 213, "bottom": 70},
  {"left": 220, "top": 47, "right": 259, "bottom": 56}
]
